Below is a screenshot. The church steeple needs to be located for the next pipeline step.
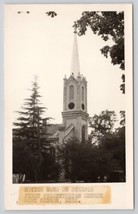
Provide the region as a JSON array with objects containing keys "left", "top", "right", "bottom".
[
  {"left": 60, "top": 23, "right": 89, "bottom": 143},
  {"left": 70, "top": 22, "right": 80, "bottom": 77}
]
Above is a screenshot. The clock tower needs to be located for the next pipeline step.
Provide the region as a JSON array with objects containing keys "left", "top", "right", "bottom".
[{"left": 61, "top": 27, "right": 89, "bottom": 142}]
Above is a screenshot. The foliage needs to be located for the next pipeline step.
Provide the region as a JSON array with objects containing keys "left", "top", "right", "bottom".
[
  {"left": 13, "top": 77, "right": 58, "bottom": 183},
  {"left": 14, "top": 77, "right": 46, "bottom": 139},
  {"left": 13, "top": 139, "right": 33, "bottom": 176},
  {"left": 39, "top": 147, "right": 61, "bottom": 182},
  {"left": 89, "top": 110, "right": 117, "bottom": 144},
  {"left": 58, "top": 138, "right": 98, "bottom": 182},
  {"left": 46, "top": 11, "right": 57, "bottom": 18},
  {"left": 89, "top": 110, "right": 126, "bottom": 181},
  {"left": 120, "top": 110, "right": 125, "bottom": 127},
  {"left": 59, "top": 110, "right": 125, "bottom": 182},
  {"left": 75, "top": 11, "right": 125, "bottom": 93}
]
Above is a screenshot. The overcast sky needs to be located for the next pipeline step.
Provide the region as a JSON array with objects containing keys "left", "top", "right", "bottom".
[{"left": 5, "top": 5, "right": 125, "bottom": 124}]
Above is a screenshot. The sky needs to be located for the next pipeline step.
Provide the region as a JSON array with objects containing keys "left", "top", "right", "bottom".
[{"left": 4, "top": 5, "right": 125, "bottom": 125}]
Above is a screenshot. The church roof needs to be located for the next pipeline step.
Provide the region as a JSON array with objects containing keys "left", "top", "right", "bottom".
[
  {"left": 46, "top": 124, "right": 62, "bottom": 140},
  {"left": 63, "top": 124, "right": 74, "bottom": 140},
  {"left": 13, "top": 124, "right": 62, "bottom": 141},
  {"left": 47, "top": 124, "right": 62, "bottom": 136}
]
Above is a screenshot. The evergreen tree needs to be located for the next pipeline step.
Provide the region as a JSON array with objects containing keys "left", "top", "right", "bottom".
[
  {"left": 13, "top": 76, "right": 49, "bottom": 183},
  {"left": 14, "top": 76, "right": 46, "bottom": 140}
]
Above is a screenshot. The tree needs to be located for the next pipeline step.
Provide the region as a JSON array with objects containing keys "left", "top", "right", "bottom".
[
  {"left": 39, "top": 146, "right": 61, "bottom": 182},
  {"left": 13, "top": 76, "right": 51, "bottom": 183},
  {"left": 88, "top": 110, "right": 126, "bottom": 182},
  {"left": 75, "top": 11, "right": 125, "bottom": 93},
  {"left": 98, "top": 129, "right": 125, "bottom": 181},
  {"left": 57, "top": 110, "right": 125, "bottom": 183},
  {"left": 13, "top": 139, "right": 34, "bottom": 182},
  {"left": 120, "top": 110, "right": 125, "bottom": 127},
  {"left": 58, "top": 110, "right": 125, "bottom": 183},
  {"left": 59, "top": 138, "right": 99, "bottom": 182},
  {"left": 89, "top": 110, "right": 117, "bottom": 144}
]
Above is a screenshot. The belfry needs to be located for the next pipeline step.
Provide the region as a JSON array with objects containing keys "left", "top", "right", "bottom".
[{"left": 59, "top": 25, "right": 89, "bottom": 143}]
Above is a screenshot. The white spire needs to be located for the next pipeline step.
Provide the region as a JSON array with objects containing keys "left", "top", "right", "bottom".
[{"left": 71, "top": 31, "right": 80, "bottom": 78}]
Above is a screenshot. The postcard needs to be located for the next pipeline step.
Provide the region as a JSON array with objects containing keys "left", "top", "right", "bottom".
[{"left": 4, "top": 4, "right": 133, "bottom": 210}]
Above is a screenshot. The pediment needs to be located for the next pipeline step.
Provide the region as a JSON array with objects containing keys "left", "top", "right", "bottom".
[
  {"left": 66, "top": 75, "right": 78, "bottom": 85},
  {"left": 80, "top": 76, "right": 87, "bottom": 85}
]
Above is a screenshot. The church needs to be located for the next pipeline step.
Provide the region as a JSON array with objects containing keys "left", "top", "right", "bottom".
[{"left": 47, "top": 28, "right": 89, "bottom": 145}]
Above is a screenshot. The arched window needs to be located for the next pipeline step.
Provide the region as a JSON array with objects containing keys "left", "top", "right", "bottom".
[
  {"left": 82, "top": 86, "right": 84, "bottom": 101},
  {"left": 69, "top": 85, "right": 74, "bottom": 100},
  {"left": 81, "top": 125, "right": 85, "bottom": 142}
]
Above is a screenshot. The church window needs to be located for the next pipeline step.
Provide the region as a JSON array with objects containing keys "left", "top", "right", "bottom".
[
  {"left": 81, "top": 125, "right": 85, "bottom": 142},
  {"left": 69, "top": 85, "right": 74, "bottom": 100},
  {"left": 81, "top": 103, "right": 85, "bottom": 110},
  {"left": 82, "top": 86, "right": 84, "bottom": 101}
]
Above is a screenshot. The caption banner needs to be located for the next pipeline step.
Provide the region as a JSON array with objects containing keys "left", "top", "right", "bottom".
[{"left": 18, "top": 185, "right": 111, "bottom": 205}]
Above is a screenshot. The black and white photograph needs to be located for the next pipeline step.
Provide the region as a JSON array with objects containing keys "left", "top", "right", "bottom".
[{"left": 4, "top": 4, "right": 133, "bottom": 209}]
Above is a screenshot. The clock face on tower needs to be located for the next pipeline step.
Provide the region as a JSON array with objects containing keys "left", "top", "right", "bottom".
[{"left": 68, "top": 102, "right": 75, "bottom": 110}]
